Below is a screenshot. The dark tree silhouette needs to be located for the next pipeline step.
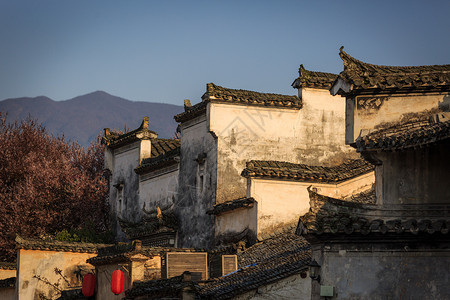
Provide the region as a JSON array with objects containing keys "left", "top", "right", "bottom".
[{"left": 0, "top": 113, "right": 110, "bottom": 261}]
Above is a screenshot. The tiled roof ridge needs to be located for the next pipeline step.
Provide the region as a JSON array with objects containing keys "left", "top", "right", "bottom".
[
  {"left": 297, "top": 188, "right": 450, "bottom": 236},
  {"left": 199, "top": 233, "right": 311, "bottom": 299},
  {"left": 256, "top": 222, "right": 298, "bottom": 241},
  {"left": 336, "top": 46, "right": 450, "bottom": 93},
  {"left": 205, "top": 83, "right": 301, "bottom": 106},
  {"left": 340, "top": 46, "right": 450, "bottom": 75},
  {"left": 207, "top": 197, "right": 256, "bottom": 215},
  {"left": 102, "top": 116, "right": 158, "bottom": 148},
  {"left": 135, "top": 146, "right": 180, "bottom": 174},
  {"left": 15, "top": 235, "right": 110, "bottom": 253},
  {"left": 0, "top": 262, "right": 16, "bottom": 270},
  {"left": 241, "top": 158, "right": 374, "bottom": 183},
  {"left": 174, "top": 100, "right": 208, "bottom": 123},
  {"left": 356, "top": 113, "right": 450, "bottom": 152},
  {"left": 292, "top": 64, "right": 338, "bottom": 89}
]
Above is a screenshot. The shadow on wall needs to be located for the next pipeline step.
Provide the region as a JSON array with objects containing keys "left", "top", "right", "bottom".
[{"left": 439, "top": 95, "right": 450, "bottom": 112}]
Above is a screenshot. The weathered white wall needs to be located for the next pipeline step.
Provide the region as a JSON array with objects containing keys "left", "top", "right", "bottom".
[
  {"left": 176, "top": 110, "right": 217, "bottom": 249},
  {"left": 248, "top": 172, "right": 374, "bottom": 238},
  {"left": 346, "top": 93, "right": 448, "bottom": 144},
  {"left": 16, "top": 249, "right": 95, "bottom": 300},
  {"left": 0, "top": 269, "right": 15, "bottom": 280},
  {"left": 316, "top": 248, "right": 450, "bottom": 300},
  {"left": 139, "top": 168, "right": 179, "bottom": 211},
  {"left": 215, "top": 207, "right": 257, "bottom": 243},
  {"left": 234, "top": 273, "right": 311, "bottom": 300},
  {"left": 210, "top": 88, "right": 356, "bottom": 205}
]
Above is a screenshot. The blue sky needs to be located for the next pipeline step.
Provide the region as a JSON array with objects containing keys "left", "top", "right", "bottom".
[{"left": 1, "top": 0, "right": 449, "bottom": 105}]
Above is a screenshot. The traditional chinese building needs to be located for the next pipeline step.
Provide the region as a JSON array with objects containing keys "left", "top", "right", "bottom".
[{"left": 298, "top": 48, "right": 450, "bottom": 299}]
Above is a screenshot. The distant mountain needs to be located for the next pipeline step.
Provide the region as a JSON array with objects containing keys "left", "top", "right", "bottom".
[{"left": 0, "top": 91, "right": 184, "bottom": 147}]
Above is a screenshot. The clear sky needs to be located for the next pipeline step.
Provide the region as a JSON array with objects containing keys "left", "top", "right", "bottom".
[{"left": 1, "top": 0, "right": 449, "bottom": 105}]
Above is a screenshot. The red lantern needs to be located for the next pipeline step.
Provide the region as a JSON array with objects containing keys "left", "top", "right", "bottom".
[
  {"left": 111, "top": 269, "right": 125, "bottom": 295},
  {"left": 82, "top": 273, "right": 96, "bottom": 297}
]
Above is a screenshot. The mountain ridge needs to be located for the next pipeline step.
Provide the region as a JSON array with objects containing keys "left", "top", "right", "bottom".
[{"left": 0, "top": 91, "right": 184, "bottom": 147}]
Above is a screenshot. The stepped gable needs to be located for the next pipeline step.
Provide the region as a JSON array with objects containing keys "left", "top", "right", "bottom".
[
  {"left": 356, "top": 113, "right": 450, "bottom": 152},
  {"left": 175, "top": 83, "right": 301, "bottom": 123},
  {"left": 198, "top": 232, "right": 311, "bottom": 300},
  {"left": 334, "top": 47, "right": 450, "bottom": 95},
  {"left": 15, "top": 235, "right": 109, "bottom": 254},
  {"left": 292, "top": 64, "right": 338, "bottom": 89},
  {"left": 102, "top": 116, "right": 158, "bottom": 149},
  {"left": 241, "top": 158, "right": 373, "bottom": 183},
  {"left": 174, "top": 100, "right": 208, "bottom": 123},
  {"left": 207, "top": 197, "right": 256, "bottom": 215},
  {"left": 297, "top": 187, "right": 450, "bottom": 236}
]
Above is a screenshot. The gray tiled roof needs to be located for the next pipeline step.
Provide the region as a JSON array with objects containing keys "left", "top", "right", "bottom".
[
  {"left": 135, "top": 145, "right": 180, "bottom": 174},
  {"left": 0, "top": 262, "right": 16, "bottom": 270},
  {"left": 174, "top": 83, "right": 301, "bottom": 123},
  {"left": 207, "top": 197, "right": 256, "bottom": 215},
  {"left": 241, "top": 158, "right": 373, "bottom": 183},
  {"left": 15, "top": 235, "right": 109, "bottom": 254},
  {"left": 297, "top": 188, "right": 450, "bottom": 236},
  {"left": 198, "top": 232, "right": 311, "bottom": 300},
  {"left": 292, "top": 65, "right": 338, "bottom": 89},
  {"left": 356, "top": 114, "right": 450, "bottom": 152},
  {"left": 336, "top": 47, "right": 450, "bottom": 94}
]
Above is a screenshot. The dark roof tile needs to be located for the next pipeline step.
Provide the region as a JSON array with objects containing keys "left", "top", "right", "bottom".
[
  {"left": 241, "top": 158, "right": 373, "bottom": 183},
  {"left": 174, "top": 83, "right": 301, "bottom": 123},
  {"left": 207, "top": 197, "right": 256, "bottom": 215},
  {"left": 102, "top": 117, "right": 158, "bottom": 149},
  {"left": 356, "top": 113, "right": 450, "bottom": 152},
  {"left": 292, "top": 65, "right": 338, "bottom": 89},
  {"left": 199, "top": 232, "right": 311, "bottom": 300},
  {"left": 297, "top": 188, "right": 450, "bottom": 237},
  {"left": 15, "top": 235, "right": 108, "bottom": 254},
  {"left": 335, "top": 47, "right": 450, "bottom": 94}
]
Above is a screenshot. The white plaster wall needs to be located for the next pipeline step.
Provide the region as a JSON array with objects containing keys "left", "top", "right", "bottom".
[
  {"left": 0, "top": 269, "right": 16, "bottom": 280},
  {"left": 108, "top": 141, "right": 142, "bottom": 229},
  {"left": 139, "top": 169, "right": 179, "bottom": 211},
  {"left": 249, "top": 172, "right": 374, "bottom": 238},
  {"left": 234, "top": 273, "right": 311, "bottom": 300},
  {"left": 215, "top": 207, "right": 257, "bottom": 238},
  {"left": 16, "top": 249, "right": 95, "bottom": 300},
  {"left": 176, "top": 112, "right": 217, "bottom": 248},
  {"left": 209, "top": 88, "right": 356, "bottom": 204},
  {"left": 348, "top": 93, "right": 448, "bottom": 143}
]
